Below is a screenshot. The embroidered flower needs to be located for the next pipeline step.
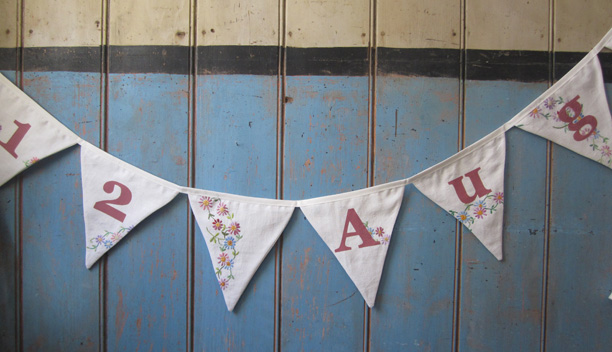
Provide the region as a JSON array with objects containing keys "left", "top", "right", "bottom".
[
  {"left": 367, "top": 227, "right": 375, "bottom": 236},
  {"left": 227, "top": 222, "right": 241, "bottom": 236},
  {"left": 217, "top": 202, "right": 229, "bottom": 216},
  {"left": 529, "top": 107, "right": 541, "bottom": 118},
  {"left": 224, "top": 236, "right": 236, "bottom": 250},
  {"left": 381, "top": 235, "right": 391, "bottom": 245},
  {"left": 375, "top": 227, "right": 385, "bottom": 237},
  {"left": 601, "top": 145, "right": 612, "bottom": 157},
  {"left": 474, "top": 199, "right": 487, "bottom": 209},
  {"left": 493, "top": 192, "right": 504, "bottom": 204},
  {"left": 110, "top": 232, "right": 123, "bottom": 242},
  {"left": 219, "top": 278, "right": 229, "bottom": 290},
  {"left": 456, "top": 211, "right": 471, "bottom": 224},
  {"left": 474, "top": 207, "right": 487, "bottom": 219},
  {"left": 212, "top": 218, "right": 223, "bottom": 231},
  {"left": 543, "top": 97, "right": 556, "bottom": 110},
  {"left": 103, "top": 240, "right": 113, "bottom": 249},
  {"left": 95, "top": 235, "right": 105, "bottom": 244},
  {"left": 198, "top": 196, "right": 214, "bottom": 211},
  {"left": 218, "top": 253, "right": 230, "bottom": 267}
]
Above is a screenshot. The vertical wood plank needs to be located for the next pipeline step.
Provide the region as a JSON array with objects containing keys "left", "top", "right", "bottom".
[
  {"left": 545, "top": 8, "right": 612, "bottom": 349},
  {"left": 105, "top": 0, "right": 190, "bottom": 349},
  {"left": 20, "top": 1, "right": 102, "bottom": 350},
  {"left": 460, "top": 1, "right": 550, "bottom": 350},
  {"left": 0, "top": 2, "right": 19, "bottom": 350}
]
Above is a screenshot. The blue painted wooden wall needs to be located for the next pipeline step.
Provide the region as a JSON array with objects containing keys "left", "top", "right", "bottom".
[{"left": 1, "top": 1, "right": 612, "bottom": 351}]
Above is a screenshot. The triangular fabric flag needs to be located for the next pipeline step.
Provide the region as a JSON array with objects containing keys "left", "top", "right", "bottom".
[
  {"left": 513, "top": 54, "right": 612, "bottom": 169},
  {"left": 187, "top": 191, "right": 295, "bottom": 311},
  {"left": 0, "top": 74, "right": 81, "bottom": 186},
  {"left": 80, "top": 142, "right": 180, "bottom": 268},
  {"left": 298, "top": 181, "right": 405, "bottom": 307},
  {"left": 413, "top": 131, "right": 506, "bottom": 260}
]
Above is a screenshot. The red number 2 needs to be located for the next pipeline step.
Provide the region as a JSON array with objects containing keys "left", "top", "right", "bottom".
[
  {"left": 93, "top": 181, "right": 133, "bottom": 222},
  {"left": 0, "top": 120, "right": 31, "bottom": 158}
]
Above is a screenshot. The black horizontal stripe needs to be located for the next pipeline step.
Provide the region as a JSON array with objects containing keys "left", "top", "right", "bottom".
[{"left": 0, "top": 45, "right": 610, "bottom": 82}]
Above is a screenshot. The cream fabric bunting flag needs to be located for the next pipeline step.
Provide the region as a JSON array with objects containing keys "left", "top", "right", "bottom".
[
  {"left": 513, "top": 54, "right": 612, "bottom": 168},
  {"left": 413, "top": 132, "right": 506, "bottom": 260},
  {"left": 0, "top": 74, "right": 81, "bottom": 186},
  {"left": 80, "top": 142, "right": 180, "bottom": 269},
  {"left": 299, "top": 182, "right": 405, "bottom": 308},
  {"left": 188, "top": 192, "right": 295, "bottom": 311}
]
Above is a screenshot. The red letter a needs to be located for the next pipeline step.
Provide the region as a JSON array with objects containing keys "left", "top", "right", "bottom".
[
  {"left": 447, "top": 167, "right": 492, "bottom": 204},
  {"left": 334, "top": 208, "right": 380, "bottom": 253}
]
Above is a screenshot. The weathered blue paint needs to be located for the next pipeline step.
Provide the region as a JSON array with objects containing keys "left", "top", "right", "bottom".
[
  {"left": 371, "top": 76, "right": 459, "bottom": 351},
  {"left": 459, "top": 81, "right": 548, "bottom": 351},
  {"left": 105, "top": 73, "right": 189, "bottom": 350},
  {"left": 544, "top": 85, "right": 612, "bottom": 352},
  {"left": 281, "top": 76, "right": 369, "bottom": 351},
  {"left": 0, "top": 71, "right": 17, "bottom": 352},
  {"left": 193, "top": 75, "right": 279, "bottom": 350},
  {"left": 21, "top": 72, "right": 101, "bottom": 351}
]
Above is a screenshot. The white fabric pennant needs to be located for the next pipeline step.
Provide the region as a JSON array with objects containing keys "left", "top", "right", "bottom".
[
  {"left": 513, "top": 55, "right": 612, "bottom": 169},
  {"left": 299, "top": 182, "right": 405, "bottom": 307},
  {"left": 80, "top": 142, "right": 180, "bottom": 269},
  {"left": 413, "top": 132, "right": 506, "bottom": 260},
  {"left": 188, "top": 191, "right": 295, "bottom": 311},
  {"left": 0, "top": 74, "right": 80, "bottom": 186}
]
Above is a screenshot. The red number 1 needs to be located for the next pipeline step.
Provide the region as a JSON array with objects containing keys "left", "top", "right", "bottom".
[
  {"left": 1, "top": 120, "right": 31, "bottom": 158},
  {"left": 93, "top": 181, "right": 133, "bottom": 222}
]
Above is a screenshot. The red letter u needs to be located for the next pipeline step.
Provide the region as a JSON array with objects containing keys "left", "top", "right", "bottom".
[{"left": 447, "top": 167, "right": 492, "bottom": 204}]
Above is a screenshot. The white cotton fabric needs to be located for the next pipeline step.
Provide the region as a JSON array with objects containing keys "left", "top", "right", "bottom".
[
  {"left": 299, "top": 183, "right": 405, "bottom": 308},
  {"left": 80, "top": 142, "right": 180, "bottom": 269},
  {"left": 413, "top": 132, "right": 506, "bottom": 260},
  {"left": 187, "top": 191, "right": 295, "bottom": 311},
  {"left": 0, "top": 74, "right": 80, "bottom": 186},
  {"left": 513, "top": 55, "right": 612, "bottom": 169}
]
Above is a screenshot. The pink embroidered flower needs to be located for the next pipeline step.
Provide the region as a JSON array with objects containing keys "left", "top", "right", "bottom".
[
  {"left": 110, "top": 232, "right": 123, "bottom": 242},
  {"left": 493, "top": 192, "right": 504, "bottom": 204},
  {"left": 227, "top": 222, "right": 241, "bottom": 235},
  {"left": 601, "top": 145, "right": 612, "bottom": 157},
  {"left": 375, "top": 227, "right": 385, "bottom": 237},
  {"left": 217, "top": 202, "right": 229, "bottom": 216},
  {"left": 219, "top": 278, "right": 229, "bottom": 290},
  {"left": 198, "top": 196, "right": 214, "bottom": 211},
  {"left": 212, "top": 218, "right": 223, "bottom": 231},
  {"left": 218, "top": 252, "right": 230, "bottom": 267},
  {"left": 474, "top": 207, "right": 487, "bottom": 219},
  {"left": 529, "top": 107, "right": 540, "bottom": 118}
]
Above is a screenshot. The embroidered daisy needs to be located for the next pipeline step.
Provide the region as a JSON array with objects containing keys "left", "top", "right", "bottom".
[
  {"left": 198, "top": 196, "right": 214, "bottom": 211},
  {"left": 218, "top": 253, "right": 230, "bottom": 267},
  {"left": 224, "top": 236, "right": 236, "bottom": 250},
  {"left": 212, "top": 219, "right": 223, "bottom": 231},
  {"left": 601, "top": 145, "right": 612, "bottom": 157},
  {"left": 95, "top": 235, "right": 105, "bottom": 244},
  {"left": 103, "top": 240, "right": 113, "bottom": 249},
  {"left": 456, "top": 211, "right": 471, "bottom": 224},
  {"left": 381, "top": 235, "right": 391, "bottom": 245},
  {"left": 110, "top": 232, "right": 123, "bottom": 242},
  {"left": 529, "top": 107, "right": 540, "bottom": 118},
  {"left": 217, "top": 202, "right": 229, "bottom": 216},
  {"left": 375, "top": 227, "right": 385, "bottom": 237},
  {"left": 219, "top": 278, "right": 229, "bottom": 290},
  {"left": 227, "top": 222, "right": 241, "bottom": 236},
  {"left": 474, "top": 199, "right": 487, "bottom": 209},
  {"left": 543, "top": 97, "right": 556, "bottom": 110},
  {"left": 493, "top": 192, "right": 504, "bottom": 204},
  {"left": 474, "top": 207, "right": 487, "bottom": 219}
]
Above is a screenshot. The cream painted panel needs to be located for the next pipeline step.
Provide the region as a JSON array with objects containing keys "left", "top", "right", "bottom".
[
  {"left": 0, "top": 0, "right": 18, "bottom": 48},
  {"left": 286, "top": 0, "right": 369, "bottom": 47},
  {"left": 198, "top": 0, "right": 279, "bottom": 46},
  {"left": 555, "top": 0, "right": 612, "bottom": 52},
  {"left": 466, "top": 0, "right": 548, "bottom": 50},
  {"left": 377, "top": 0, "right": 460, "bottom": 49},
  {"left": 110, "top": 0, "right": 190, "bottom": 46},
  {"left": 23, "top": 0, "right": 101, "bottom": 47}
]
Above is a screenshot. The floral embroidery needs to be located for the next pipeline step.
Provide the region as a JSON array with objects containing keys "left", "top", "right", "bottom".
[
  {"left": 87, "top": 225, "right": 134, "bottom": 252},
  {"left": 529, "top": 95, "right": 612, "bottom": 166},
  {"left": 363, "top": 221, "right": 390, "bottom": 245},
  {"left": 23, "top": 157, "right": 39, "bottom": 167},
  {"left": 449, "top": 192, "right": 503, "bottom": 230},
  {"left": 201, "top": 197, "right": 242, "bottom": 290}
]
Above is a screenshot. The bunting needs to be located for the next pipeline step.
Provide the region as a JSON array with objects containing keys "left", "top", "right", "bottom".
[{"left": 0, "top": 27, "right": 611, "bottom": 310}]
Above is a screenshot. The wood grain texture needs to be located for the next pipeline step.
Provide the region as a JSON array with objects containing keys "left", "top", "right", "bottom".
[
  {"left": 460, "top": 81, "right": 548, "bottom": 351},
  {"left": 0, "top": 0, "right": 18, "bottom": 48},
  {"left": 371, "top": 76, "right": 460, "bottom": 350},
  {"left": 555, "top": 0, "right": 612, "bottom": 52},
  {"left": 105, "top": 73, "right": 189, "bottom": 350},
  {"left": 21, "top": 72, "right": 101, "bottom": 352},
  {"left": 192, "top": 75, "right": 279, "bottom": 350}
]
